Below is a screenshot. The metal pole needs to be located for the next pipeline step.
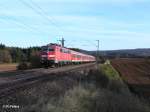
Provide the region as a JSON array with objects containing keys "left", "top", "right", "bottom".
[
  {"left": 96, "top": 40, "right": 99, "bottom": 68},
  {"left": 59, "top": 37, "right": 65, "bottom": 47},
  {"left": 62, "top": 37, "right": 65, "bottom": 47}
]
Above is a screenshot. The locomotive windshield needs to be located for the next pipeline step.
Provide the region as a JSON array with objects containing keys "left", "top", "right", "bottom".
[
  {"left": 48, "top": 48, "right": 54, "bottom": 51},
  {"left": 42, "top": 46, "right": 48, "bottom": 51},
  {"left": 42, "top": 46, "right": 54, "bottom": 52}
]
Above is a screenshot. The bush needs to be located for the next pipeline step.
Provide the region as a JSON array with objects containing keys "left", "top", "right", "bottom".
[
  {"left": 17, "top": 62, "right": 30, "bottom": 70},
  {"left": 95, "top": 71, "right": 109, "bottom": 88},
  {"left": 86, "top": 70, "right": 109, "bottom": 88},
  {"left": 51, "top": 86, "right": 97, "bottom": 112},
  {"left": 30, "top": 55, "right": 41, "bottom": 68},
  {"left": 52, "top": 86, "right": 149, "bottom": 112},
  {"left": 107, "top": 79, "right": 130, "bottom": 95},
  {"left": 94, "top": 89, "right": 149, "bottom": 112},
  {"left": 30, "top": 51, "right": 41, "bottom": 68}
]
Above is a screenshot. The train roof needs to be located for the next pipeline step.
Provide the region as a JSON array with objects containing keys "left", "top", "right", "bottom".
[{"left": 44, "top": 43, "right": 95, "bottom": 58}]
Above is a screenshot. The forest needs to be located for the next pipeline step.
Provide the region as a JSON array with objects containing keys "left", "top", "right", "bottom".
[{"left": 0, "top": 43, "right": 41, "bottom": 64}]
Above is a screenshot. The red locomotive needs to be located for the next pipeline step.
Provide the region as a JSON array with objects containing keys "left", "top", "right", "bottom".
[{"left": 40, "top": 43, "right": 96, "bottom": 67}]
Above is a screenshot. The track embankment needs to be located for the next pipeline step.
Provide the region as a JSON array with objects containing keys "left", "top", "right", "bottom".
[{"left": 0, "top": 63, "right": 97, "bottom": 98}]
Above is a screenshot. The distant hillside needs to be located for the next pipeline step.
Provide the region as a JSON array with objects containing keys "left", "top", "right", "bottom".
[{"left": 89, "top": 48, "right": 150, "bottom": 58}]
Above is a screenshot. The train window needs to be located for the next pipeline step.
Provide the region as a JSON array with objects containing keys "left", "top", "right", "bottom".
[
  {"left": 65, "top": 49, "right": 69, "bottom": 53},
  {"left": 64, "top": 49, "right": 67, "bottom": 53},
  {"left": 60, "top": 48, "right": 70, "bottom": 53},
  {"left": 60, "top": 48, "right": 62, "bottom": 52},
  {"left": 66, "top": 50, "right": 69, "bottom": 53},
  {"left": 48, "top": 48, "right": 54, "bottom": 51},
  {"left": 68, "top": 50, "right": 71, "bottom": 54},
  {"left": 60, "top": 48, "right": 64, "bottom": 53},
  {"left": 42, "top": 46, "right": 54, "bottom": 52},
  {"left": 73, "top": 54, "right": 76, "bottom": 58},
  {"left": 59, "top": 48, "right": 70, "bottom": 54},
  {"left": 77, "top": 55, "right": 81, "bottom": 58},
  {"left": 42, "top": 46, "right": 48, "bottom": 51},
  {"left": 61, "top": 48, "right": 65, "bottom": 53}
]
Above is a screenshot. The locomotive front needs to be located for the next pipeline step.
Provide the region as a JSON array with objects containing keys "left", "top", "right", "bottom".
[{"left": 41, "top": 44, "right": 56, "bottom": 67}]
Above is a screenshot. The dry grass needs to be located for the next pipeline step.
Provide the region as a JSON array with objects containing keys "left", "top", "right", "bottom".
[
  {"left": 0, "top": 68, "right": 149, "bottom": 112},
  {"left": 20, "top": 85, "right": 149, "bottom": 112}
]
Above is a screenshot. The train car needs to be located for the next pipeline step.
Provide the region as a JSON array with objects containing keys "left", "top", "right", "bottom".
[{"left": 40, "top": 43, "right": 96, "bottom": 67}]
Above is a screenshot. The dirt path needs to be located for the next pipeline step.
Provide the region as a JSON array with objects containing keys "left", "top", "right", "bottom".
[{"left": 0, "top": 64, "right": 17, "bottom": 72}]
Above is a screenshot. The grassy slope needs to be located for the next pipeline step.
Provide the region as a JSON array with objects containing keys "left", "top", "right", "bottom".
[{"left": 100, "top": 61, "right": 121, "bottom": 80}]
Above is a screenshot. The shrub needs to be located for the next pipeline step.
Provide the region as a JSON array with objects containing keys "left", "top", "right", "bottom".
[
  {"left": 107, "top": 79, "right": 130, "bottom": 95},
  {"left": 30, "top": 51, "right": 41, "bottom": 68},
  {"left": 86, "top": 70, "right": 109, "bottom": 88},
  {"left": 59, "top": 86, "right": 96, "bottom": 112},
  {"left": 95, "top": 71, "right": 109, "bottom": 88},
  {"left": 17, "top": 62, "right": 30, "bottom": 70},
  {"left": 95, "top": 89, "right": 149, "bottom": 112}
]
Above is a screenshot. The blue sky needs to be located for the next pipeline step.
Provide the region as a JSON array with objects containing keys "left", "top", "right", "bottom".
[{"left": 0, "top": 0, "right": 150, "bottom": 50}]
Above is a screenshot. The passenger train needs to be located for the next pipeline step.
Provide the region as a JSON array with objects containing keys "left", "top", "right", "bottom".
[{"left": 40, "top": 43, "right": 96, "bottom": 67}]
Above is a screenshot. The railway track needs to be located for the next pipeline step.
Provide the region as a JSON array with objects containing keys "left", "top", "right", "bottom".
[{"left": 0, "top": 63, "right": 96, "bottom": 99}]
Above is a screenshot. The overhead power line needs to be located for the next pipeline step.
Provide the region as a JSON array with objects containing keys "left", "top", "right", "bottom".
[
  {"left": 19, "top": 0, "right": 63, "bottom": 34},
  {"left": 67, "top": 40, "right": 97, "bottom": 49},
  {"left": 0, "top": 5, "right": 50, "bottom": 35},
  {"left": 30, "top": 0, "right": 62, "bottom": 29},
  {"left": 0, "top": 3, "right": 58, "bottom": 47},
  {"left": 0, "top": 15, "right": 38, "bottom": 34}
]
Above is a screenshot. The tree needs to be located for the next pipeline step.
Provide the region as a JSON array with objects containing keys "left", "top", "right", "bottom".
[
  {"left": 0, "top": 43, "right": 5, "bottom": 49},
  {"left": 0, "top": 44, "right": 41, "bottom": 64},
  {"left": 0, "top": 50, "right": 12, "bottom": 63}
]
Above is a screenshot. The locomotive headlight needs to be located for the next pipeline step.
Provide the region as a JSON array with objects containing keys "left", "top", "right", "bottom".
[{"left": 49, "top": 55, "right": 55, "bottom": 57}]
